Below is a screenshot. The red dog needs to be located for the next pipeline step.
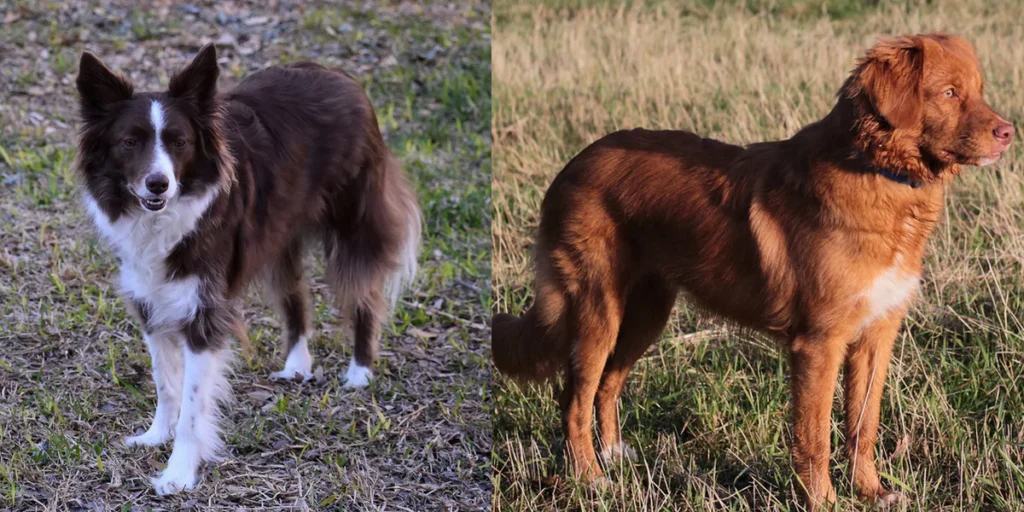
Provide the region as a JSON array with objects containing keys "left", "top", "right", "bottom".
[{"left": 493, "top": 34, "right": 1012, "bottom": 508}]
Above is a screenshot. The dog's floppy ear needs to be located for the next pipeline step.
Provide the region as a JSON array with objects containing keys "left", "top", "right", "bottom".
[
  {"left": 169, "top": 44, "right": 219, "bottom": 105},
  {"left": 851, "top": 35, "right": 928, "bottom": 129},
  {"left": 76, "top": 52, "right": 133, "bottom": 120}
]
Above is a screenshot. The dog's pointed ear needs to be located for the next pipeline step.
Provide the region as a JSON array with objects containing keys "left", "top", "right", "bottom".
[
  {"left": 169, "top": 44, "right": 219, "bottom": 103},
  {"left": 851, "top": 35, "right": 930, "bottom": 129},
  {"left": 76, "top": 52, "right": 133, "bottom": 119}
]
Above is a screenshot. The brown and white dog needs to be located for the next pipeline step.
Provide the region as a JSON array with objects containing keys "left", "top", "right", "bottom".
[
  {"left": 75, "top": 45, "right": 421, "bottom": 494},
  {"left": 492, "top": 34, "right": 1012, "bottom": 508}
]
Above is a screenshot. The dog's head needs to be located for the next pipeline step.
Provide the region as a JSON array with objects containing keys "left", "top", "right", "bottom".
[
  {"left": 843, "top": 34, "right": 1012, "bottom": 183},
  {"left": 75, "top": 44, "right": 230, "bottom": 216}
]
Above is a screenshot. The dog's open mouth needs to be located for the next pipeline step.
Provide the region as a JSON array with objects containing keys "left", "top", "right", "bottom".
[{"left": 141, "top": 197, "right": 167, "bottom": 211}]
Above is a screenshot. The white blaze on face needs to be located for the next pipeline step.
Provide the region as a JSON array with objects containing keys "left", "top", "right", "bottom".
[{"left": 137, "top": 100, "right": 178, "bottom": 199}]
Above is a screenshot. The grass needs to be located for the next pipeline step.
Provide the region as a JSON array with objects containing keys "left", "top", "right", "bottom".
[
  {"left": 491, "top": 0, "right": 1024, "bottom": 510},
  {"left": 0, "top": 0, "right": 490, "bottom": 510}
]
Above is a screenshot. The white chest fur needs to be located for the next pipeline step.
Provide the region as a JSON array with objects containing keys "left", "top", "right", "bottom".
[
  {"left": 83, "top": 191, "right": 217, "bottom": 327},
  {"left": 859, "top": 255, "right": 920, "bottom": 326}
]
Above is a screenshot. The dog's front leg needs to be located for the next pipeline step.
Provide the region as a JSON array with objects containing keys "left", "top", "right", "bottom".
[
  {"left": 126, "top": 331, "right": 183, "bottom": 447},
  {"left": 151, "top": 313, "right": 233, "bottom": 495},
  {"left": 844, "top": 311, "right": 903, "bottom": 507},
  {"left": 788, "top": 334, "right": 846, "bottom": 509}
]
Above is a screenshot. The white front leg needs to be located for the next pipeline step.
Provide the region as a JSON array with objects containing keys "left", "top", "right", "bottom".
[
  {"left": 152, "top": 345, "right": 231, "bottom": 495},
  {"left": 127, "top": 333, "right": 183, "bottom": 447}
]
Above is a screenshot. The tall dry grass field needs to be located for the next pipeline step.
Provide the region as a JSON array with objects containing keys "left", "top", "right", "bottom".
[{"left": 492, "top": 1, "right": 1024, "bottom": 510}]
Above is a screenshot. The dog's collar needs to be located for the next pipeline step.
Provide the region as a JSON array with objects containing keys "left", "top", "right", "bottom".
[{"left": 851, "top": 148, "right": 922, "bottom": 189}]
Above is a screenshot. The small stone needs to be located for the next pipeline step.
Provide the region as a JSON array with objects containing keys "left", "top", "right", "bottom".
[{"left": 244, "top": 15, "right": 269, "bottom": 26}]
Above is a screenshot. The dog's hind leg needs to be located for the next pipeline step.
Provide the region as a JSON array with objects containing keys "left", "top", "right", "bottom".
[
  {"left": 266, "top": 240, "right": 314, "bottom": 382},
  {"left": 344, "top": 279, "right": 386, "bottom": 388},
  {"left": 126, "top": 330, "right": 184, "bottom": 447},
  {"left": 323, "top": 243, "right": 395, "bottom": 389},
  {"left": 561, "top": 286, "right": 624, "bottom": 484},
  {"left": 595, "top": 278, "right": 676, "bottom": 465},
  {"left": 323, "top": 157, "right": 420, "bottom": 389}
]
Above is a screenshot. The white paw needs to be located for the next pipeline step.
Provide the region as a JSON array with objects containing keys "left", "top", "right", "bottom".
[
  {"left": 151, "top": 466, "right": 197, "bottom": 495},
  {"left": 342, "top": 360, "right": 373, "bottom": 388},
  {"left": 269, "top": 367, "right": 313, "bottom": 382},
  {"left": 125, "top": 428, "right": 172, "bottom": 448},
  {"left": 600, "top": 441, "right": 637, "bottom": 464},
  {"left": 271, "top": 337, "right": 313, "bottom": 382}
]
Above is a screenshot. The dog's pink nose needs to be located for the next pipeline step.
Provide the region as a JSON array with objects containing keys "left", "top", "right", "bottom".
[{"left": 994, "top": 123, "right": 1015, "bottom": 145}]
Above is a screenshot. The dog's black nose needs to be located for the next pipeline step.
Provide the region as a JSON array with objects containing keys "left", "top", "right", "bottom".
[{"left": 145, "top": 174, "right": 169, "bottom": 194}]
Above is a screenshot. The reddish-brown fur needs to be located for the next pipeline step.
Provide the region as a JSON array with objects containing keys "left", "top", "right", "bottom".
[{"left": 492, "top": 34, "right": 1013, "bottom": 508}]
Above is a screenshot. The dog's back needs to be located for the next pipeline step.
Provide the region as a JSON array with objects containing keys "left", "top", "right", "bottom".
[
  {"left": 220, "top": 62, "right": 406, "bottom": 286},
  {"left": 493, "top": 128, "right": 772, "bottom": 379},
  {"left": 217, "top": 62, "right": 421, "bottom": 375}
]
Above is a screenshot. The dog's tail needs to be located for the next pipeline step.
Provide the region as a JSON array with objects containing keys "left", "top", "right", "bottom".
[
  {"left": 379, "top": 157, "right": 422, "bottom": 311},
  {"left": 322, "top": 153, "right": 420, "bottom": 367},
  {"left": 492, "top": 283, "right": 568, "bottom": 381}
]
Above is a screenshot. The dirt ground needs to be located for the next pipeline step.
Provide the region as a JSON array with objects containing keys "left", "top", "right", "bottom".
[{"left": 0, "top": 1, "right": 491, "bottom": 510}]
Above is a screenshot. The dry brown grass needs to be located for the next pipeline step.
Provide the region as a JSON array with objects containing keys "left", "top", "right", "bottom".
[{"left": 493, "top": 1, "right": 1024, "bottom": 510}]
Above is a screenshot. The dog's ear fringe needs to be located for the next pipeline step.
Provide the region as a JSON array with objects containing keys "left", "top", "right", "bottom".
[
  {"left": 848, "top": 35, "right": 926, "bottom": 130},
  {"left": 169, "top": 44, "right": 219, "bottom": 101},
  {"left": 76, "top": 52, "right": 134, "bottom": 117}
]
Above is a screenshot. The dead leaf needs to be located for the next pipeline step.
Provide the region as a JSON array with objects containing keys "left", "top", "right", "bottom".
[
  {"left": 893, "top": 435, "right": 911, "bottom": 458},
  {"left": 247, "top": 390, "right": 274, "bottom": 403},
  {"left": 261, "top": 396, "right": 280, "bottom": 412},
  {"left": 408, "top": 327, "right": 438, "bottom": 339}
]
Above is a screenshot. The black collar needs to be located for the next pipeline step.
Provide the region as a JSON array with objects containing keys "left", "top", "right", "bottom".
[{"left": 851, "top": 148, "right": 923, "bottom": 188}]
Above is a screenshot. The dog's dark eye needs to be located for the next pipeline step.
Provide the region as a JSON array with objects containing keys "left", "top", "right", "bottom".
[
  {"left": 944, "top": 88, "right": 957, "bottom": 99},
  {"left": 173, "top": 139, "right": 187, "bottom": 148},
  {"left": 122, "top": 138, "right": 137, "bottom": 148}
]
